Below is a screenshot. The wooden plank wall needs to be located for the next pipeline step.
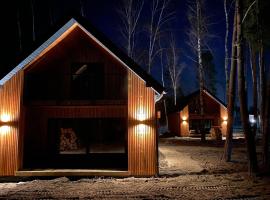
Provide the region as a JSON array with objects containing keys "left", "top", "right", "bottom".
[
  {"left": 128, "top": 71, "right": 157, "bottom": 176},
  {"left": 168, "top": 112, "right": 181, "bottom": 136},
  {"left": 0, "top": 72, "right": 23, "bottom": 176}
]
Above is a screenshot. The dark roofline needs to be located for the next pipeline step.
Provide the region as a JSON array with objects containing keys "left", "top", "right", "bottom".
[
  {"left": 175, "top": 88, "right": 227, "bottom": 112},
  {"left": 0, "top": 16, "right": 164, "bottom": 94}
]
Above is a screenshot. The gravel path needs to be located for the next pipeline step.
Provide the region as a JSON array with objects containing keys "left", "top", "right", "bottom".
[{"left": 0, "top": 138, "right": 269, "bottom": 199}]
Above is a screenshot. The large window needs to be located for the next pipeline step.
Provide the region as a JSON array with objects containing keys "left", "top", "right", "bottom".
[
  {"left": 189, "top": 119, "right": 212, "bottom": 133},
  {"left": 71, "top": 63, "right": 104, "bottom": 100}
]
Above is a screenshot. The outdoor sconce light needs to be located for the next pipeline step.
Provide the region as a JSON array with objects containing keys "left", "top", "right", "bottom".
[
  {"left": 157, "top": 111, "right": 161, "bottom": 119},
  {"left": 137, "top": 109, "right": 146, "bottom": 122},
  {"left": 181, "top": 116, "right": 188, "bottom": 125},
  {"left": 137, "top": 124, "right": 146, "bottom": 135},
  {"left": 0, "top": 113, "right": 11, "bottom": 123},
  {"left": 0, "top": 125, "right": 11, "bottom": 135},
  {"left": 0, "top": 113, "right": 12, "bottom": 135},
  {"left": 222, "top": 117, "right": 228, "bottom": 125}
]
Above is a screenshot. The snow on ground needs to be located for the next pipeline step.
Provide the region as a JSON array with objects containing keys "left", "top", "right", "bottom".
[{"left": 0, "top": 138, "right": 269, "bottom": 200}]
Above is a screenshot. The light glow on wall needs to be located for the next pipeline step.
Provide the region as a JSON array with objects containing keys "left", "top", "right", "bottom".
[
  {"left": 222, "top": 116, "right": 228, "bottom": 125},
  {"left": 0, "top": 113, "right": 11, "bottom": 123},
  {"left": 137, "top": 108, "right": 147, "bottom": 121},
  {"left": 0, "top": 125, "right": 10, "bottom": 135},
  {"left": 182, "top": 121, "right": 188, "bottom": 125},
  {"left": 137, "top": 123, "right": 147, "bottom": 135},
  {"left": 182, "top": 116, "right": 187, "bottom": 121}
]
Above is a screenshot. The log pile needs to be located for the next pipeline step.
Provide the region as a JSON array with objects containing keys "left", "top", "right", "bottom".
[{"left": 59, "top": 128, "right": 79, "bottom": 152}]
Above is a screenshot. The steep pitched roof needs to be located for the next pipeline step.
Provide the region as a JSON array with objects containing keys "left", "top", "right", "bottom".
[
  {"left": 0, "top": 17, "right": 164, "bottom": 95},
  {"left": 176, "top": 88, "right": 227, "bottom": 112}
]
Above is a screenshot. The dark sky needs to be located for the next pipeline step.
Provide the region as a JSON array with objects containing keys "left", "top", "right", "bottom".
[{"left": 0, "top": 0, "right": 260, "bottom": 105}]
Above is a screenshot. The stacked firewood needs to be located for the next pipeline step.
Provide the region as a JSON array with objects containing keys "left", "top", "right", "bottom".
[{"left": 59, "top": 128, "right": 79, "bottom": 151}]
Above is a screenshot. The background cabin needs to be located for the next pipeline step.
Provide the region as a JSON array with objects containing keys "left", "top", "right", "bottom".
[
  {"left": 0, "top": 18, "right": 164, "bottom": 177},
  {"left": 168, "top": 89, "right": 227, "bottom": 138}
]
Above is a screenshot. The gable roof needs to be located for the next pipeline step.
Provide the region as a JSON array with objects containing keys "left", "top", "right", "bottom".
[
  {"left": 176, "top": 88, "right": 227, "bottom": 111},
  {"left": 0, "top": 17, "right": 164, "bottom": 95}
]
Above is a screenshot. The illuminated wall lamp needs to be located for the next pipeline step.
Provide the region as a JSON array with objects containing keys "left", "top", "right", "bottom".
[
  {"left": 181, "top": 116, "right": 188, "bottom": 125},
  {"left": 222, "top": 117, "right": 228, "bottom": 125},
  {"left": 137, "top": 109, "right": 146, "bottom": 122},
  {"left": 0, "top": 114, "right": 13, "bottom": 135},
  {"left": 137, "top": 124, "right": 147, "bottom": 135}
]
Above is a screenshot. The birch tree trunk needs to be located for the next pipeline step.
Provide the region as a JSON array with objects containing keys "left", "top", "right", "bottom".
[
  {"left": 166, "top": 37, "right": 184, "bottom": 106},
  {"left": 196, "top": 0, "right": 205, "bottom": 142},
  {"left": 262, "top": 78, "right": 270, "bottom": 171},
  {"left": 224, "top": 6, "right": 237, "bottom": 162},
  {"left": 236, "top": 0, "right": 258, "bottom": 175},
  {"left": 224, "top": 0, "right": 229, "bottom": 103},
  {"left": 146, "top": 0, "right": 173, "bottom": 74},
  {"left": 249, "top": 43, "right": 257, "bottom": 136},
  {"left": 118, "top": 0, "right": 144, "bottom": 60},
  {"left": 80, "top": 0, "right": 85, "bottom": 17}
]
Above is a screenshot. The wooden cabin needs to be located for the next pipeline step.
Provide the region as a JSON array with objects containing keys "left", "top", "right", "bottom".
[
  {"left": 0, "top": 18, "right": 164, "bottom": 177},
  {"left": 168, "top": 89, "right": 227, "bottom": 137}
]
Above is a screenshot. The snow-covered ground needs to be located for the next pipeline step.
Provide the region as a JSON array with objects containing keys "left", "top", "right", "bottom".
[{"left": 0, "top": 138, "right": 269, "bottom": 199}]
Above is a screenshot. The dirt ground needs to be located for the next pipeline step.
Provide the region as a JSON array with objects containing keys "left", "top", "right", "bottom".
[{"left": 0, "top": 138, "right": 270, "bottom": 200}]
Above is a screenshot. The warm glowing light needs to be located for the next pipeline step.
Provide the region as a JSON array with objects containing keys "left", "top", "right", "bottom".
[
  {"left": 137, "top": 109, "right": 146, "bottom": 121},
  {"left": 0, "top": 125, "right": 10, "bottom": 135},
  {"left": 0, "top": 113, "right": 11, "bottom": 123},
  {"left": 182, "top": 116, "right": 187, "bottom": 121},
  {"left": 137, "top": 124, "right": 147, "bottom": 135},
  {"left": 222, "top": 116, "right": 228, "bottom": 121},
  {"left": 182, "top": 121, "right": 187, "bottom": 125}
]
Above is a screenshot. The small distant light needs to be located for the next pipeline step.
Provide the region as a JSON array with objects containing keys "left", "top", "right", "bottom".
[
  {"left": 182, "top": 116, "right": 187, "bottom": 121},
  {"left": 249, "top": 115, "right": 256, "bottom": 124}
]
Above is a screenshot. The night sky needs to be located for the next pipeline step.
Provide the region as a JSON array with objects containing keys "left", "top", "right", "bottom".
[{"left": 0, "top": 0, "right": 262, "bottom": 105}]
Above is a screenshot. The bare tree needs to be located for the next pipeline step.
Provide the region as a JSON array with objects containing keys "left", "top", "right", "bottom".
[
  {"left": 248, "top": 42, "right": 258, "bottom": 134},
  {"left": 118, "top": 0, "right": 144, "bottom": 60},
  {"left": 158, "top": 39, "right": 169, "bottom": 129},
  {"left": 31, "top": 0, "right": 36, "bottom": 42},
  {"left": 166, "top": 36, "right": 185, "bottom": 106},
  {"left": 146, "top": 0, "right": 174, "bottom": 74},
  {"left": 236, "top": 0, "right": 258, "bottom": 175},
  {"left": 224, "top": 5, "right": 237, "bottom": 162},
  {"left": 80, "top": 0, "right": 85, "bottom": 17},
  {"left": 186, "top": 0, "right": 211, "bottom": 141}
]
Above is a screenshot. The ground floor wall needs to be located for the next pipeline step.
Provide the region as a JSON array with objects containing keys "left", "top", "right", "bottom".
[{"left": 0, "top": 71, "right": 158, "bottom": 177}]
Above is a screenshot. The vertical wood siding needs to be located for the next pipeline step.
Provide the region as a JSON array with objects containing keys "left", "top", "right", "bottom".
[
  {"left": 0, "top": 72, "right": 23, "bottom": 176},
  {"left": 128, "top": 71, "right": 157, "bottom": 176},
  {"left": 168, "top": 112, "right": 181, "bottom": 136}
]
